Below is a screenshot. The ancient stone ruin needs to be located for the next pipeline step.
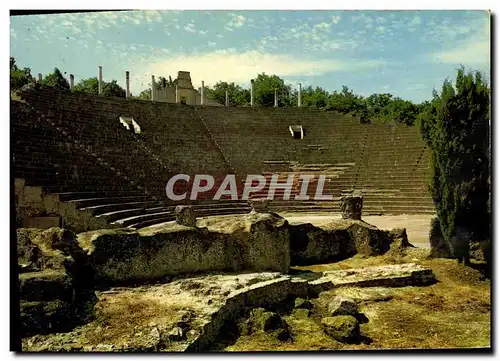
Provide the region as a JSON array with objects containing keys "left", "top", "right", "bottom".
[
  {"left": 175, "top": 205, "right": 197, "bottom": 227},
  {"left": 11, "top": 81, "right": 447, "bottom": 352},
  {"left": 340, "top": 193, "right": 363, "bottom": 220}
]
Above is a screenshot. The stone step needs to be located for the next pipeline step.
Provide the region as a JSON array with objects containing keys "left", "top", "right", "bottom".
[
  {"left": 80, "top": 201, "right": 163, "bottom": 216},
  {"left": 95, "top": 206, "right": 170, "bottom": 223},
  {"left": 69, "top": 195, "right": 154, "bottom": 208},
  {"left": 56, "top": 190, "right": 145, "bottom": 201}
]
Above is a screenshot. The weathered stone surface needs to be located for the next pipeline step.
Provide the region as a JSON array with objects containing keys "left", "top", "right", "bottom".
[
  {"left": 331, "top": 287, "right": 394, "bottom": 303},
  {"left": 291, "top": 308, "right": 311, "bottom": 318},
  {"left": 313, "top": 263, "right": 436, "bottom": 289},
  {"left": 78, "top": 212, "right": 290, "bottom": 284},
  {"left": 167, "top": 326, "right": 185, "bottom": 341},
  {"left": 289, "top": 220, "right": 414, "bottom": 265},
  {"left": 321, "top": 315, "right": 360, "bottom": 343},
  {"left": 20, "top": 300, "right": 73, "bottom": 337},
  {"left": 241, "top": 308, "right": 289, "bottom": 336},
  {"left": 21, "top": 263, "right": 436, "bottom": 352},
  {"left": 325, "top": 219, "right": 391, "bottom": 256},
  {"left": 186, "top": 329, "right": 201, "bottom": 341},
  {"left": 17, "top": 228, "right": 97, "bottom": 337},
  {"left": 175, "top": 205, "right": 196, "bottom": 227},
  {"left": 429, "top": 217, "right": 453, "bottom": 258},
  {"left": 250, "top": 198, "right": 269, "bottom": 213},
  {"left": 294, "top": 297, "right": 313, "bottom": 310},
  {"left": 289, "top": 223, "right": 355, "bottom": 265},
  {"left": 340, "top": 194, "right": 363, "bottom": 220},
  {"left": 19, "top": 270, "right": 73, "bottom": 302},
  {"left": 387, "top": 228, "right": 414, "bottom": 253},
  {"left": 328, "top": 296, "right": 358, "bottom": 316},
  {"left": 17, "top": 228, "right": 79, "bottom": 272}
]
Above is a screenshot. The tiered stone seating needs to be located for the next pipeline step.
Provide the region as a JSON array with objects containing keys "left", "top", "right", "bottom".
[
  {"left": 14, "top": 87, "right": 251, "bottom": 228},
  {"left": 198, "top": 106, "right": 434, "bottom": 215},
  {"left": 14, "top": 85, "right": 434, "bottom": 231}
]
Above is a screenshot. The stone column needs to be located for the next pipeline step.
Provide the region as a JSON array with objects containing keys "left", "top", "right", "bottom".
[
  {"left": 274, "top": 88, "right": 278, "bottom": 107},
  {"left": 69, "top": 74, "right": 74, "bottom": 90},
  {"left": 250, "top": 199, "right": 269, "bottom": 213},
  {"left": 98, "top": 66, "right": 103, "bottom": 95},
  {"left": 151, "top": 75, "right": 155, "bottom": 102},
  {"left": 201, "top": 80, "right": 205, "bottom": 106},
  {"left": 175, "top": 85, "right": 179, "bottom": 103},
  {"left": 250, "top": 79, "right": 255, "bottom": 107},
  {"left": 340, "top": 193, "right": 363, "bottom": 220},
  {"left": 225, "top": 89, "right": 229, "bottom": 106},
  {"left": 298, "top": 83, "right": 302, "bottom": 107},
  {"left": 125, "top": 71, "right": 130, "bottom": 98},
  {"left": 175, "top": 205, "right": 196, "bottom": 227},
  {"left": 38, "top": 73, "right": 42, "bottom": 83}
]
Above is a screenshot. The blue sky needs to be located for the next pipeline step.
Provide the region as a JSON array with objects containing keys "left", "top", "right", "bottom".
[{"left": 10, "top": 10, "right": 490, "bottom": 103}]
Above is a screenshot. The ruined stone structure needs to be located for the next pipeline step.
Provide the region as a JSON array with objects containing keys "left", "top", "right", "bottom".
[
  {"left": 154, "top": 71, "right": 223, "bottom": 106},
  {"left": 12, "top": 84, "right": 434, "bottom": 231}
]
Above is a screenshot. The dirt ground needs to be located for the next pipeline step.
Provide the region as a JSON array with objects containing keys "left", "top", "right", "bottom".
[{"left": 279, "top": 212, "right": 434, "bottom": 249}]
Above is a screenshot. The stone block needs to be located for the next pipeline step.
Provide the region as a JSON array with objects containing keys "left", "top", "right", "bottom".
[
  {"left": 321, "top": 315, "right": 360, "bottom": 343},
  {"left": 340, "top": 194, "right": 363, "bottom": 220},
  {"left": 250, "top": 198, "right": 269, "bottom": 213},
  {"left": 175, "top": 205, "right": 197, "bottom": 227},
  {"left": 327, "top": 296, "right": 358, "bottom": 316}
]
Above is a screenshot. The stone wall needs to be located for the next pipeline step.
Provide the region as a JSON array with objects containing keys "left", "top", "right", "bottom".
[
  {"left": 289, "top": 219, "right": 413, "bottom": 266},
  {"left": 17, "top": 228, "right": 97, "bottom": 337},
  {"left": 15, "top": 178, "right": 112, "bottom": 234}
]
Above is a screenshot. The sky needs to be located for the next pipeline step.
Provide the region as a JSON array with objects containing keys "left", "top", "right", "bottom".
[{"left": 9, "top": 10, "right": 490, "bottom": 103}]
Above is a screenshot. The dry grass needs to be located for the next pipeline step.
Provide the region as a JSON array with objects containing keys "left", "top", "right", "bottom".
[{"left": 83, "top": 292, "right": 181, "bottom": 345}]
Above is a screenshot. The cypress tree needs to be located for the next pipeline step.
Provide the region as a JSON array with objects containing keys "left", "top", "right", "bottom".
[{"left": 419, "top": 66, "right": 490, "bottom": 263}]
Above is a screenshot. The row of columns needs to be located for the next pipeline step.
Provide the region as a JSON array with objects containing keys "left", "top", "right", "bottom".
[{"left": 39, "top": 65, "right": 304, "bottom": 107}]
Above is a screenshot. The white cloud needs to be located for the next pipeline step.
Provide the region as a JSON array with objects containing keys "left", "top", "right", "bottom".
[
  {"left": 133, "top": 49, "right": 384, "bottom": 90},
  {"left": 430, "top": 18, "right": 490, "bottom": 67},
  {"left": 375, "top": 26, "right": 385, "bottom": 34},
  {"left": 226, "top": 13, "right": 246, "bottom": 30},
  {"left": 313, "top": 22, "right": 331, "bottom": 32},
  {"left": 332, "top": 16, "right": 341, "bottom": 24},
  {"left": 432, "top": 40, "right": 490, "bottom": 66},
  {"left": 184, "top": 23, "right": 196, "bottom": 33}
]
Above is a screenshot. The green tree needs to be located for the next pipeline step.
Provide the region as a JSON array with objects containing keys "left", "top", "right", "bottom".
[
  {"left": 10, "top": 57, "right": 34, "bottom": 91},
  {"left": 205, "top": 81, "right": 250, "bottom": 106},
  {"left": 301, "top": 86, "right": 329, "bottom": 109},
  {"left": 73, "top": 77, "right": 126, "bottom": 97},
  {"left": 389, "top": 98, "right": 419, "bottom": 126},
  {"left": 42, "top": 68, "right": 70, "bottom": 90},
  {"left": 419, "top": 66, "right": 490, "bottom": 264},
  {"left": 103, "top": 79, "right": 126, "bottom": 97},
  {"left": 253, "top": 73, "right": 290, "bottom": 107},
  {"left": 135, "top": 89, "right": 152, "bottom": 100},
  {"left": 72, "top": 77, "right": 99, "bottom": 94},
  {"left": 326, "top": 86, "right": 366, "bottom": 116}
]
